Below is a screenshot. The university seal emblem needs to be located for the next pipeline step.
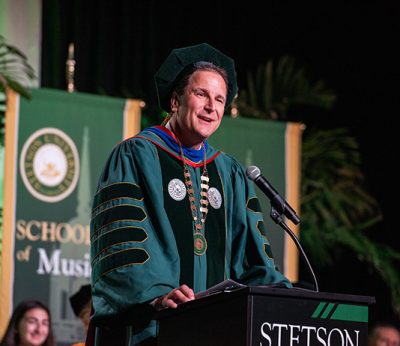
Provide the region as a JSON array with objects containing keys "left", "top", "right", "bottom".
[
  {"left": 168, "top": 178, "right": 187, "bottom": 201},
  {"left": 20, "top": 128, "right": 80, "bottom": 203}
]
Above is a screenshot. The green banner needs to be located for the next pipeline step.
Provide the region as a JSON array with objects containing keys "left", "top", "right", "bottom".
[
  {"left": 209, "top": 116, "right": 302, "bottom": 279},
  {"left": 1, "top": 88, "right": 141, "bottom": 345}
]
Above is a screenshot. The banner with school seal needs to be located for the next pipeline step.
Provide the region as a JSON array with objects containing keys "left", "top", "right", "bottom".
[
  {"left": 0, "top": 88, "right": 141, "bottom": 345},
  {"left": 209, "top": 117, "right": 303, "bottom": 283}
]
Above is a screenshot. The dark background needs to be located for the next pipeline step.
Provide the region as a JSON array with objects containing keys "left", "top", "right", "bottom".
[{"left": 41, "top": 0, "right": 399, "bottom": 326}]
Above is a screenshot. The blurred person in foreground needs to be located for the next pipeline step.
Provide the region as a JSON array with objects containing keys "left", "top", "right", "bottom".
[
  {"left": 368, "top": 322, "right": 400, "bottom": 346},
  {"left": 69, "top": 284, "right": 92, "bottom": 346},
  {"left": 89, "top": 42, "right": 292, "bottom": 346},
  {"left": 0, "top": 300, "right": 55, "bottom": 346}
]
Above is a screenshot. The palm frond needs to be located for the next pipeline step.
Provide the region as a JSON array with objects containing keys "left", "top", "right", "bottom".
[
  {"left": 237, "top": 55, "right": 400, "bottom": 317},
  {"left": 237, "top": 55, "right": 336, "bottom": 119},
  {"left": 0, "top": 35, "right": 36, "bottom": 96},
  {"left": 0, "top": 35, "right": 37, "bottom": 146}
]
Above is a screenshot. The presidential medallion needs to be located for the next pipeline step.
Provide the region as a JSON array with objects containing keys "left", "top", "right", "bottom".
[
  {"left": 208, "top": 187, "right": 222, "bottom": 209},
  {"left": 193, "top": 232, "right": 207, "bottom": 256},
  {"left": 168, "top": 178, "right": 187, "bottom": 201}
]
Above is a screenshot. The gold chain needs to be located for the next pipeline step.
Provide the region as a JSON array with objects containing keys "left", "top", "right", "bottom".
[{"left": 179, "top": 143, "right": 209, "bottom": 255}]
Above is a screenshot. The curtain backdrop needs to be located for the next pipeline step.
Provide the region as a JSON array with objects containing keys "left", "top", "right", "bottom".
[{"left": 40, "top": 0, "right": 281, "bottom": 107}]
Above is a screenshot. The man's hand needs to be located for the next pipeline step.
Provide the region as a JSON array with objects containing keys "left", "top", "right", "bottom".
[{"left": 156, "top": 284, "right": 195, "bottom": 309}]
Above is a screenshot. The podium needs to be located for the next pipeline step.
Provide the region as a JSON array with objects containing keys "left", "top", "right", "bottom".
[{"left": 156, "top": 286, "right": 375, "bottom": 346}]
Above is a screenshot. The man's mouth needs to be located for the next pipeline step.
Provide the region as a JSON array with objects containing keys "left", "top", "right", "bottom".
[{"left": 198, "top": 115, "right": 212, "bottom": 122}]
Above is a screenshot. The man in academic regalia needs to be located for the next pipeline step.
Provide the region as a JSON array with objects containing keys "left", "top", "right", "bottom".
[{"left": 88, "top": 42, "right": 292, "bottom": 346}]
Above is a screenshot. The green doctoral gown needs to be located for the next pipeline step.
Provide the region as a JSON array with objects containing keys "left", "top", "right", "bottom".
[{"left": 90, "top": 126, "right": 291, "bottom": 345}]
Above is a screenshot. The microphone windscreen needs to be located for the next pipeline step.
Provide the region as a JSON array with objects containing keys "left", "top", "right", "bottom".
[{"left": 246, "top": 165, "right": 261, "bottom": 181}]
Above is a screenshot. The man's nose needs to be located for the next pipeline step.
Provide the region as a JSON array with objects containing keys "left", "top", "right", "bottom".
[{"left": 204, "top": 99, "right": 215, "bottom": 112}]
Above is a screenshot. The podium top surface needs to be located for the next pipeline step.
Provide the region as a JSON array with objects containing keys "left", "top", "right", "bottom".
[
  {"left": 155, "top": 285, "right": 375, "bottom": 320},
  {"left": 248, "top": 286, "right": 375, "bottom": 305}
]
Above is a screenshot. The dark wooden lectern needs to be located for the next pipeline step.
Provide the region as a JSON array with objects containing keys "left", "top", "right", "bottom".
[{"left": 156, "top": 286, "right": 375, "bottom": 346}]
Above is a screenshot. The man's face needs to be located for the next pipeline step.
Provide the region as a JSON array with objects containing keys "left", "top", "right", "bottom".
[
  {"left": 172, "top": 70, "right": 227, "bottom": 148},
  {"left": 371, "top": 326, "right": 400, "bottom": 346}
]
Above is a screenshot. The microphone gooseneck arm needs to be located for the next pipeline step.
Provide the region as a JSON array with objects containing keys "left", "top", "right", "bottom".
[
  {"left": 246, "top": 165, "right": 319, "bottom": 292},
  {"left": 272, "top": 211, "right": 319, "bottom": 292}
]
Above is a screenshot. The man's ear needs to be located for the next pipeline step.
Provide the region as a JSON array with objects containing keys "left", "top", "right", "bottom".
[{"left": 170, "top": 92, "right": 180, "bottom": 113}]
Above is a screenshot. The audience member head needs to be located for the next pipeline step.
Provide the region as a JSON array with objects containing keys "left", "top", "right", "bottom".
[
  {"left": 368, "top": 321, "right": 400, "bottom": 346},
  {"left": 69, "top": 284, "right": 92, "bottom": 331},
  {"left": 0, "top": 299, "right": 55, "bottom": 346}
]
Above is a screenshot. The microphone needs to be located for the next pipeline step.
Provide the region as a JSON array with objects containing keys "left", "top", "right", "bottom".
[
  {"left": 246, "top": 165, "right": 300, "bottom": 225},
  {"left": 246, "top": 165, "right": 319, "bottom": 291}
]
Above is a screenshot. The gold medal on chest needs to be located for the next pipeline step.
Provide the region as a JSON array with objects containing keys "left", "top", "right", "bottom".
[{"left": 193, "top": 232, "right": 208, "bottom": 256}]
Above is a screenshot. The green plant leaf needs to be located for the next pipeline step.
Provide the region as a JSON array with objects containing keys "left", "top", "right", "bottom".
[{"left": 236, "top": 55, "right": 400, "bottom": 318}]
